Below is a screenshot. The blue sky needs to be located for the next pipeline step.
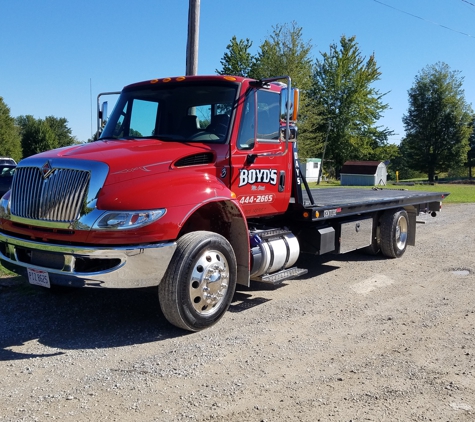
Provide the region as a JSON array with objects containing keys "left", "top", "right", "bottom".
[{"left": 1, "top": 0, "right": 474, "bottom": 144}]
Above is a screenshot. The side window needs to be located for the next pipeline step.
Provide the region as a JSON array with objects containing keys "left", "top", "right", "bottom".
[
  {"left": 256, "top": 90, "right": 280, "bottom": 142},
  {"left": 237, "top": 89, "right": 280, "bottom": 149},
  {"left": 184, "top": 104, "right": 231, "bottom": 142},
  {"left": 237, "top": 90, "right": 256, "bottom": 150},
  {"left": 112, "top": 102, "right": 128, "bottom": 138},
  {"left": 192, "top": 105, "right": 211, "bottom": 129}
]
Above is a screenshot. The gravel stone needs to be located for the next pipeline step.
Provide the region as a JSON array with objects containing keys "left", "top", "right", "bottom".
[{"left": 0, "top": 203, "right": 474, "bottom": 421}]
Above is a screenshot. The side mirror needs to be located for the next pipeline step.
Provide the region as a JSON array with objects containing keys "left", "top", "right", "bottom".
[
  {"left": 100, "top": 101, "right": 108, "bottom": 127},
  {"left": 280, "top": 88, "right": 300, "bottom": 122},
  {"left": 96, "top": 91, "right": 121, "bottom": 136},
  {"left": 291, "top": 89, "right": 299, "bottom": 121}
]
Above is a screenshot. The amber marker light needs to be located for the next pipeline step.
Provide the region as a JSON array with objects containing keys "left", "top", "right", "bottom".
[
  {"left": 315, "top": 211, "right": 320, "bottom": 218},
  {"left": 303, "top": 211, "right": 309, "bottom": 218},
  {"left": 223, "top": 76, "right": 236, "bottom": 81},
  {"left": 163, "top": 78, "right": 171, "bottom": 83},
  {"left": 176, "top": 77, "right": 186, "bottom": 81},
  {"left": 150, "top": 79, "right": 159, "bottom": 84},
  {"left": 231, "top": 192, "right": 237, "bottom": 199}
]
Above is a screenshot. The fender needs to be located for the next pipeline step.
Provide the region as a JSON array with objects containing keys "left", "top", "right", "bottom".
[{"left": 178, "top": 195, "right": 251, "bottom": 287}]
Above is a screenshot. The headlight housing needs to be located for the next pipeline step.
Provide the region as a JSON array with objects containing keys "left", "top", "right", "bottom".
[
  {"left": 93, "top": 209, "right": 166, "bottom": 230},
  {"left": 0, "top": 191, "right": 11, "bottom": 219}
]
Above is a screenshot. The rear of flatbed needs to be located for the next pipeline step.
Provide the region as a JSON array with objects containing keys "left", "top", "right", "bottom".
[
  {"left": 285, "top": 168, "right": 449, "bottom": 262},
  {"left": 294, "top": 187, "right": 449, "bottom": 221}
]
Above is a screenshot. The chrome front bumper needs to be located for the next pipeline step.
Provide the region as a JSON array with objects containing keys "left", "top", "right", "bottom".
[{"left": 0, "top": 232, "right": 176, "bottom": 288}]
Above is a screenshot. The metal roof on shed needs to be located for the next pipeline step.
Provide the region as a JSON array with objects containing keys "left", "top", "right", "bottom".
[{"left": 340, "top": 161, "right": 383, "bottom": 175}]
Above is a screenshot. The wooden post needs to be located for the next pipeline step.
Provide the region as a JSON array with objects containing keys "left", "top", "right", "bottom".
[{"left": 186, "top": 0, "right": 200, "bottom": 75}]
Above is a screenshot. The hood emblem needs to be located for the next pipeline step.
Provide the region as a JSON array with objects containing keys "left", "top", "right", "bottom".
[{"left": 41, "top": 161, "right": 54, "bottom": 179}]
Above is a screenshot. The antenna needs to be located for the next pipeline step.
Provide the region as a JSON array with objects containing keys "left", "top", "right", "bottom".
[{"left": 90, "top": 78, "right": 93, "bottom": 140}]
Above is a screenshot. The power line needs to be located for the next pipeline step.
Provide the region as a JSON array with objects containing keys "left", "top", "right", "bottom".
[
  {"left": 373, "top": 0, "right": 475, "bottom": 39},
  {"left": 459, "top": 0, "right": 475, "bottom": 16}
]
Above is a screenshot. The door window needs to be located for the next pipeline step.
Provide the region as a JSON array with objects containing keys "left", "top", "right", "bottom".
[{"left": 237, "top": 89, "right": 280, "bottom": 150}]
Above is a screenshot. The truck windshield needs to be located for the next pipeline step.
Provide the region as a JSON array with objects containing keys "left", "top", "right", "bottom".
[{"left": 99, "top": 82, "right": 238, "bottom": 143}]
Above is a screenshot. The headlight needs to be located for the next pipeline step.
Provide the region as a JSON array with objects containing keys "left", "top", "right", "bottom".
[
  {"left": 0, "top": 191, "right": 11, "bottom": 219},
  {"left": 93, "top": 209, "right": 166, "bottom": 230}
]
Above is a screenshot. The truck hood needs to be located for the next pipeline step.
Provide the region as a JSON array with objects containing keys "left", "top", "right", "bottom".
[{"left": 32, "top": 139, "right": 219, "bottom": 185}]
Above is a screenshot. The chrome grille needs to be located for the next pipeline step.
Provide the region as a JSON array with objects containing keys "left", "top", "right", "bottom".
[{"left": 10, "top": 166, "right": 91, "bottom": 222}]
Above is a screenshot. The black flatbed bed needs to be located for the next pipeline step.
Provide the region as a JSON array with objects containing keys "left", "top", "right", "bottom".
[{"left": 293, "top": 187, "right": 449, "bottom": 221}]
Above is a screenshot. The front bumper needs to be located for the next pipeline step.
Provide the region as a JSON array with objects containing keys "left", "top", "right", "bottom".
[{"left": 0, "top": 232, "right": 176, "bottom": 288}]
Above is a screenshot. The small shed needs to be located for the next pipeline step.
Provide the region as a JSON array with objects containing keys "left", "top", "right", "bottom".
[
  {"left": 340, "top": 161, "right": 387, "bottom": 186},
  {"left": 300, "top": 158, "right": 322, "bottom": 183}
]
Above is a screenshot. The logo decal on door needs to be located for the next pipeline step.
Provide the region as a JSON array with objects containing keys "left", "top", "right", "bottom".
[{"left": 239, "top": 169, "right": 277, "bottom": 187}]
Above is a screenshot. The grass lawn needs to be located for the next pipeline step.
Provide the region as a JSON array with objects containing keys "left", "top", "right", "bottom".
[
  {"left": 0, "top": 264, "right": 19, "bottom": 278},
  {"left": 389, "top": 183, "right": 474, "bottom": 203}
]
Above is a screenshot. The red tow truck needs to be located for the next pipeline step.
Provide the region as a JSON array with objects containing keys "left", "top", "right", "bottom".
[{"left": 0, "top": 75, "right": 448, "bottom": 331}]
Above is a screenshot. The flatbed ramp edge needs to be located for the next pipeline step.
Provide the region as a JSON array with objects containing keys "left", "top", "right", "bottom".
[{"left": 295, "top": 187, "right": 449, "bottom": 220}]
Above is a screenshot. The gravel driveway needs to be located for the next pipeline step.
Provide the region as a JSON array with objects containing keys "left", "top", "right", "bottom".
[{"left": 1, "top": 203, "right": 474, "bottom": 421}]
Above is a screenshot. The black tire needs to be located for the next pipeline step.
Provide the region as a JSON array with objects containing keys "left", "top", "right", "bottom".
[
  {"left": 380, "top": 209, "right": 408, "bottom": 258},
  {"left": 158, "top": 231, "right": 237, "bottom": 331},
  {"left": 362, "top": 217, "right": 380, "bottom": 256},
  {"left": 362, "top": 237, "right": 380, "bottom": 256}
]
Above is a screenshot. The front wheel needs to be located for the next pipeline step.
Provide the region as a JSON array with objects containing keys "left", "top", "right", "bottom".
[
  {"left": 158, "top": 231, "right": 237, "bottom": 331},
  {"left": 380, "top": 209, "right": 409, "bottom": 258}
]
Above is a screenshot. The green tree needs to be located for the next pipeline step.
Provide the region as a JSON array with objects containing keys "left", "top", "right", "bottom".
[
  {"left": 0, "top": 97, "right": 22, "bottom": 161},
  {"left": 216, "top": 36, "right": 255, "bottom": 77},
  {"left": 251, "top": 21, "right": 313, "bottom": 91},
  {"left": 402, "top": 62, "right": 472, "bottom": 182},
  {"left": 388, "top": 141, "right": 424, "bottom": 181},
  {"left": 217, "top": 22, "right": 313, "bottom": 90},
  {"left": 44, "top": 116, "right": 77, "bottom": 148},
  {"left": 296, "top": 98, "right": 325, "bottom": 159},
  {"left": 466, "top": 114, "right": 475, "bottom": 179},
  {"left": 252, "top": 22, "right": 318, "bottom": 156},
  {"left": 309, "top": 35, "right": 392, "bottom": 173},
  {"left": 217, "top": 22, "right": 319, "bottom": 158},
  {"left": 17, "top": 115, "right": 56, "bottom": 158},
  {"left": 17, "top": 115, "right": 77, "bottom": 158}
]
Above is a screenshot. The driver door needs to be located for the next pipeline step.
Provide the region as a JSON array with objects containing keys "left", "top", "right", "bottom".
[{"left": 230, "top": 87, "right": 291, "bottom": 218}]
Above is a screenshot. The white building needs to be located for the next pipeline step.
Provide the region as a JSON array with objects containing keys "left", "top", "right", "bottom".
[
  {"left": 300, "top": 158, "right": 322, "bottom": 182},
  {"left": 340, "top": 161, "right": 387, "bottom": 186}
]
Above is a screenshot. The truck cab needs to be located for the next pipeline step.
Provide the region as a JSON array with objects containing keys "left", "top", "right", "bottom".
[
  {"left": 97, "top": 75, "right": 296, "bottom": 218},
  {"left": 0, "top": 75, "right": 302, "bottom": 331}
]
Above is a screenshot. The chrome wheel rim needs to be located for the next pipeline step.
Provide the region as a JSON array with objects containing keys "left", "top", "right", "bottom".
[
  {"left": 189, "top": 249, "right": 229, "bottom": 316},
  {"left": 396, "top": 215, "right": 408, "bottom": 250}
]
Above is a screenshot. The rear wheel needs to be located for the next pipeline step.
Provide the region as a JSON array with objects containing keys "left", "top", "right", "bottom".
[
  {"left": 158, "top": 231, "right": 237, "bottom": 331},
  {"left": 380, "top": 209, "right": 408, "bottom": 258},
  {"left": 362, "top": 215, "right": 381, "bottom": 256},
  {"left": 362, "top": 237, "right": 380, "bottom": 255}
]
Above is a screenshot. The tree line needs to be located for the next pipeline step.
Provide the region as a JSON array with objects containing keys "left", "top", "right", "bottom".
[
  {"left": 0, "top": 99, "right": 77, "bottom": 163},
  {"left": 1, "top": 21, "right": 474, "bottom": 182},
  {"left": 217, "top": 22, "right": 475, "bottom": 182}
]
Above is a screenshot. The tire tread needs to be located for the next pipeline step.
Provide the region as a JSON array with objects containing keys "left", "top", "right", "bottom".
[
  {"left": 380, "top": 209, "right": 408, "bottom": 258},
  {"left": 159, "top": 231, "right": 236, "bottom": 331}
]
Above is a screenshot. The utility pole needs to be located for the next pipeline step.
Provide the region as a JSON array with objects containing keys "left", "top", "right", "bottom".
[{"left": 186, "top": 0, "right": 200, "bottom": 75}]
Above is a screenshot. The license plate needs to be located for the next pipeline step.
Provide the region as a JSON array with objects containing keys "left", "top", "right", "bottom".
[{"left": 27, "top": 268, "right": 51, "bottom": 288}]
